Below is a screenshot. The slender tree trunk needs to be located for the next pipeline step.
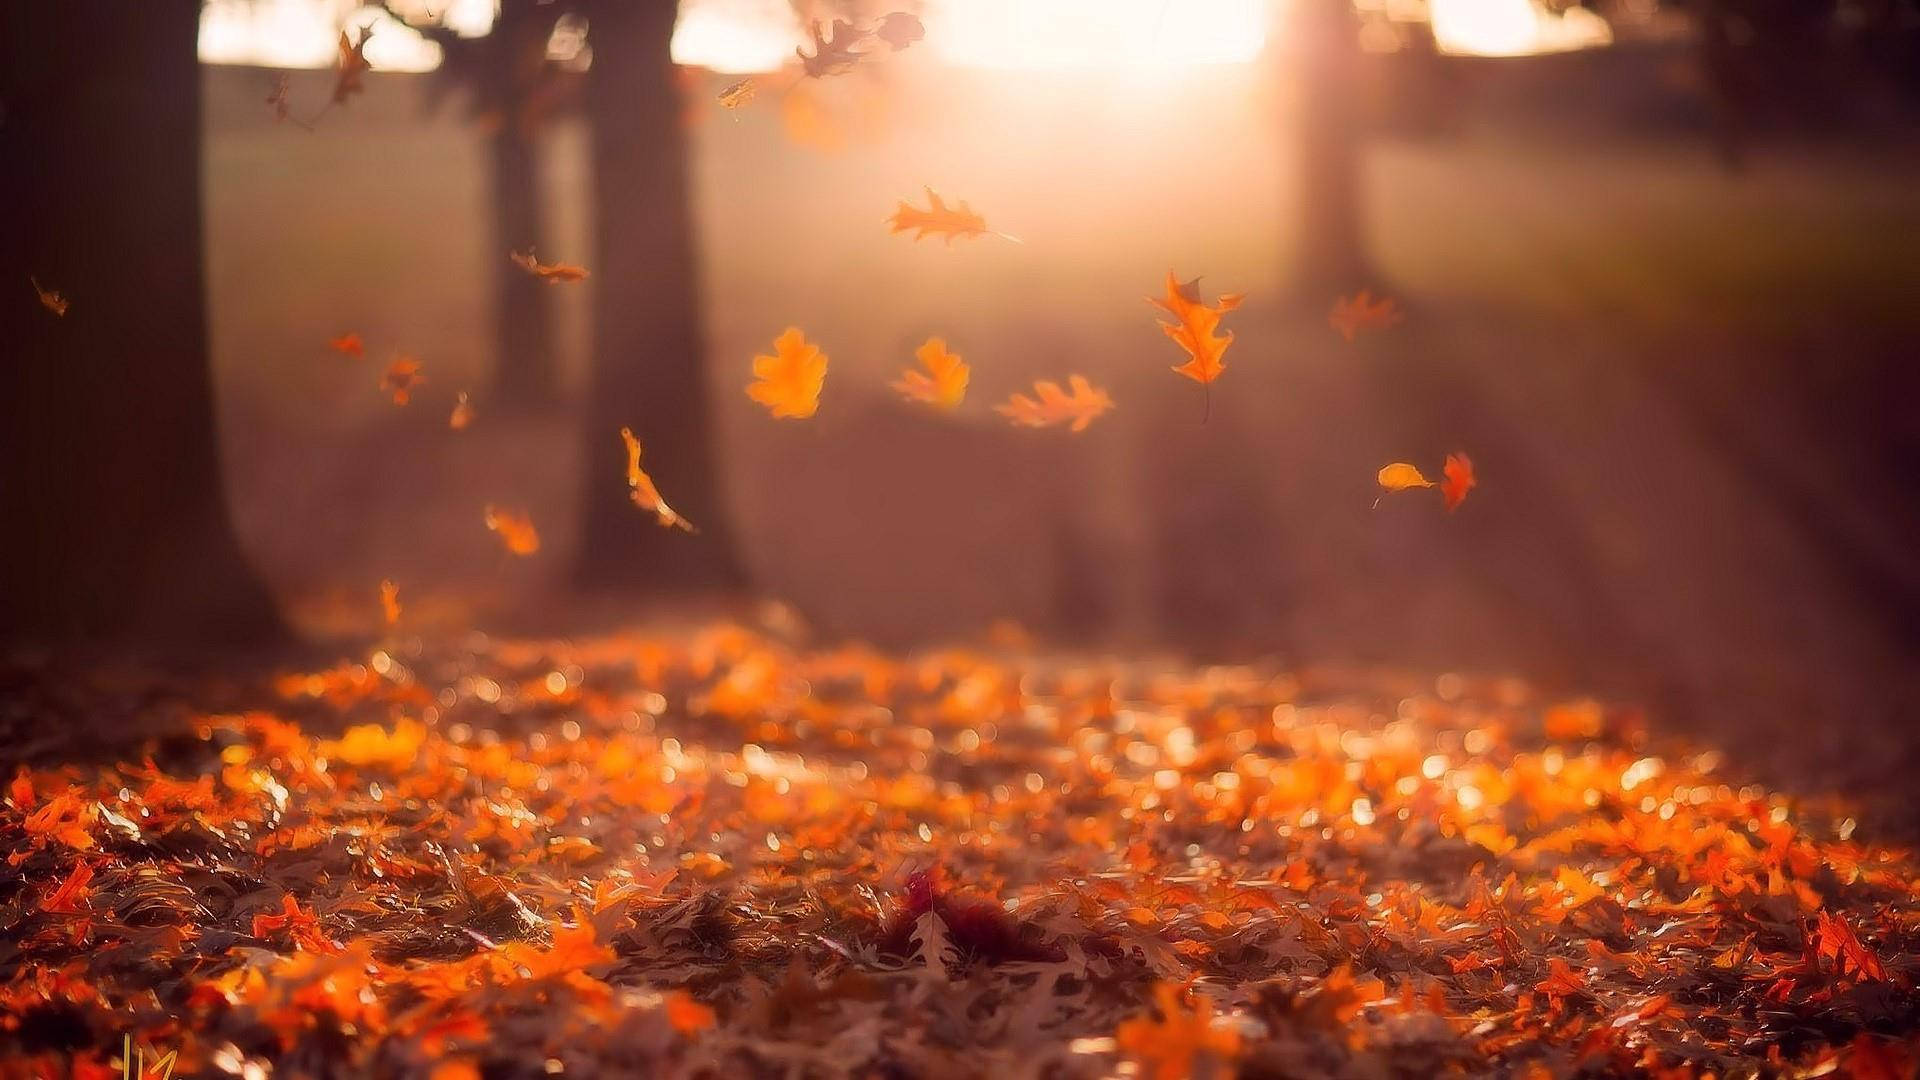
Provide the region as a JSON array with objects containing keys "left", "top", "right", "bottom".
[
  {"left": 0, "top": 1, "right": 283, "bottom": 646},
  {"left": 487, "top": 1, "right": 561, "bottom": 407},
  {"left": 1286, "top": 0, "right": 1376, "bottom": 299},
  {"left": 574, "top": 1, "right": 747, "bottom": 593}
]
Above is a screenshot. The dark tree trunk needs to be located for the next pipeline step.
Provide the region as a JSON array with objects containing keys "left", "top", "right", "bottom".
[
  {"left": 573, "top": 2, "right": 747, "bottom": 594},
  {"left": 0, "top": 1, "right": 283, "bottom": 646},
  {"left": 486, "top": 0, "right": 562, "bottom": 407},
  {"left": 1286, "top": 0, "right": 1376, "bottom": 300}
]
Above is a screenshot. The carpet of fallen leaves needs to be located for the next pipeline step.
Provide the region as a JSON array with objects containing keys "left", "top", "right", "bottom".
[{"left": 3, "top": 624, "right": 1918, "bottom": 1079}]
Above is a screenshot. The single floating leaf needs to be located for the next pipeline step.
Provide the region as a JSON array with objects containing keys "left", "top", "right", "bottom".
[
  {"left": 887, "top": 188, "right": 992, "bottom": 245},
  {"left": 30, "top": 277, "right": 68, "bottom": 317},
  {"left": 1329, "top": 289, "right": 1403, "bottom": 342},
  {"left": 379, "top": 579, "right": 400, "bottom": 627},
  {"left": 484, "top": 505, "right": 540, "bottom": 556},
  {"left": 620, "top": 427, "right": 695, "bottom": 533},
  {"left": 996, "top": 375, "right": 1113, "bottom": 433},
  {"left": 892, "top": 338, "right": 969, "bottom": 410},
  {"left": 748, "top": 328, "right": 828, "bottom": 419},
  {"left": 875, "top": 11, "right": 925, "bottom": 50},
  {"left": 1441, "top": 451, "right": 1476, "bottom": 512},
  {"left": 328, "top": 332, "right": 365, "bottom": 358},
  {"left": 797, "top": 19, "right": 870, "bottom": 78},
  {"left": 717, "top": 78, "right": 757, "bottom": 112},
  {"left": 1151, "top": 271, "right": 1243, "bottom": 387},
  {"left": 449, "top": 390, "right": 473, "bottom": 430},
  {"left": 332, "top": 24, "right": 374, "bottom": 107},
  {"left": 509, "top": 250, "right": 589, "bottom": 284},
  {"left": 266, "top": 74, "right": 293, "bottom": 122},
  {"left": 1374, "top": 462, "right": 1434, "bottom": 507},
  {"left": 381, "top": 355, "right": 424, "bottom": 405}
]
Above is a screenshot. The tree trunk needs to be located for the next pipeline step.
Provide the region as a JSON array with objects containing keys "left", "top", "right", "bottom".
[
  {"left": 573, "top": 1, "right": 747, "bottom": 594},
  {"left": 1286, "top": 0, "right": 1376, "bottom": 300},
  {"left": 487, "top": 0, "right": 562, "bottom": 407},
  {"left": 0, "top": 1, "right": 283, "bottom": 647}
]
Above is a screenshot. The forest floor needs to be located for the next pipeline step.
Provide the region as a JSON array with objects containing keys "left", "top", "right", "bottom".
[{"left": 3, "top": 622, "right": 1917, "bottom": 1078}]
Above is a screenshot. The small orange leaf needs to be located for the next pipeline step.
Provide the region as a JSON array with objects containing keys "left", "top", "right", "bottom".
[
  {"left": 887, "top": 188, "right": 992, "bottom": 245},
  {"left": 509, "top": 249, "right": 589, "bottom": 284},
  {"left": 381, "top": 355, "right": 424, "bottom": 405},
  {"left": 1151, "top": 271, "right": 1243, "bottom": 386},
  {"left": 748, "top": 328, "right": 828, "bottom": 419},
  {"left": 30, "top": 277, "right": 69, "bottom": 317},
  {"left": 379, "top": 579, "right": 401, "bottom": 627},
  {"left": 664, "top": 990, "right": 717, "bottom": 1035},
  {"left": 621, "top": 427, "right": 695, "bottom": 532},
  {"left": 1114, "top": 983, "right": 1241, "bottom": 1080},
  {"left": 1374, "top": 462, "right": 1435, "bottom": 507},
  {"left": 892, "top": 338, "right": 969, "bottom": 410},
  {"left": 484, "top": 505, "right": 541, "bottom": 556},
  {"left": 1329, "top": 289, "right": 1403, "bottom": 342},
  {"left": 328, "top": 332, "right": 365, "bottom": 358},
  {"left": 995, "top": 375, "right": 1113, "bottom": 433},
  {"left": 449, "top": 390, "right": 474, "bottom": 430},
  {"left": 1441, "top": 452, "right": 1476, "bottom": 512},
  {"left": 42, "top": 861, "right": 94, "bottom": 914}
]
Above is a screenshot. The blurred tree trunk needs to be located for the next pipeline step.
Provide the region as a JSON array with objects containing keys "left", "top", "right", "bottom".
[
  {"left": 1286, "top": 0, "right": 1376, "bottom": 299},
  {"left": 0, "top": 1, "right": 283, "bottom": 646},
  {"left": 486, "top": 0, "right": 562, "bottom": 407},
  {"left": 574, "top": 2, "right": 747, "bottom": 594}
]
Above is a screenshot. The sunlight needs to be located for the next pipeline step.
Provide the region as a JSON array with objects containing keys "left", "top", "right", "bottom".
[
  {"left": 1428, "top": 0, "right": 1614, "bottom": 57},
  {"left": 198, "top": 0, "right": 493, "bottom": 71}
]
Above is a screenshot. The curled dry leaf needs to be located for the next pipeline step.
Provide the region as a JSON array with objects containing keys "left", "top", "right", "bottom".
[
  {"left": 718, "top": 78, "right": 757, "bottom": 112},
  {"left": 887, "top": 188, "right": 990, "bottom": 245},
  {"left": 892, "top": 338, "right": 969, "bottom": 411},
  {"left": 1442, "top": 452, "right": 1476, "bottom": 512},
  {"left": 620, "top": 427, "right": 695, "bottom": 533},
  {"left": 328, "top": 332, "right": 365, "bottom": 358},
  {"left": 381, "top": 356, "right": 424, "bottom": 405},
  {"left": 509, "top": 250, "right": 589, "bottom": 284},
  {"left": 30, "top": 277, "right": 69, "bottom": 317},
  {"left": 1329, "top": 289, "right": 1403, "bottom": 342},
  {"left": 747, "top": 327, "right": 828, "bottom": 419},
  {"left": 996, "top": 375, "right": 1114, "bottom": 433},
  {"left": 1374, "top": 462, "right": 1435, "bottom": 507},
  {"left": 483, "top": 505, "right": 540, "bottom": 556},
  {"left": 379, "top": 579, "right": 400, "bottom": 627},
  {"left": 449, "top": 390, "right": 474, "bottom": 430},
  {"left": 1151, "top": 272, "right": 1243, "bottom": 386},
  {"left": 333, "top": 24, "right": 375, "bottom": 106}
]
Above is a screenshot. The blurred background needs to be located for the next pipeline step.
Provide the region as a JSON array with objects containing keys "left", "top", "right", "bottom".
[{"left": 170, "top": 0, "right": 1920, "bottom": 774}]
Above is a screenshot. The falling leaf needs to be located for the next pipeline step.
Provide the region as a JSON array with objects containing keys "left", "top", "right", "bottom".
[
  {"left": 484, "top": 505, "right": 541, "bottom": 556},
  {"left": 449, "top": 390, "right": 473, "bottom": 430},
  {"left": 996, "top": 375, "right": 1114, "bottom": 433},
  {"left": 718, "top": 78, "right": 757, "bottom": 112},
  {"left": 1150, "top": 271, "right": 1243, "bottom": 387},
  {"left": 620, "top": 427, "right": 695, "bottom": 533},
  {"left": 267, "top": 74, "right": 293, "bottom": 122},
  {"left": 508, "top": 250, "right": 589, "bottom": 285},
  {"left": 887, "top": 187, "right": 992, "bottom": 245},
  {"left": 1442, "top": 452, "right": 1476, "bottom": 512},
  {"left": 1329, "top": 289, "right": 1403, "bottom": 342},
  {"left": 747, "top": 328, "right": 828, "bottom": 419},
  {"left": 381, "top": 356, "right": 424, "bottom": 405},
  {"left": 797, "top": 19, "right": 869, "bottom": 78},
  {"left": 332, "top": 25, "right": 374, "bottom": 106},
  {"left": 892, "top": 338, "right": 969, "bottom": 410},
  {"left": 379, "top": 580, "right": 401, "bottom": 628},
  {"left": 328, "top": 332, "right": 365, "bottom": 358},
  {"left": 875, "top": 12, "right": 926, "bottom": 50},
  {"left": 1374, "top": 462, "right": 1435, "bottom": 507},
  {"left": 1114, "top": 983, "right": 1241, "bottom": 1080},
  {"left": 30, "top": 277, "right": 68, "bottom": 317}
]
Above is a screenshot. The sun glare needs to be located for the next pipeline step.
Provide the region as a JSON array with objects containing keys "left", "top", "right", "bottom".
[{"left": 1428, "top": 0, "right": 1614, "bottom": 57}]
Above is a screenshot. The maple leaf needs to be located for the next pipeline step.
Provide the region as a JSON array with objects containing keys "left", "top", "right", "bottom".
[
  {"left": 379, "top": 579, "right": 400, "bottom": 628},
  {"left": 509, "top": 250, "right": 589, "bottom": 284},
  {"left": 892, "top": 338, "right": 969, "bottom": 410},
  {"left": 252, "top": 893, "right": 340, "bottom": 954},
  {"left": 887, "top": 188, "right": 993, "bottom": 245},
  {"left": 797, "top": 19, "right": 869, "bottom": 78},
  {"left": 1815, "top": 909, "right": 1888, "bottom": 982},
  {"left": 484, "top": 505, "right": 541, "bottom": 556},
  {"left": 1441, "top": 452, "right": 1476, "bottom": 512},
  {"left": 1151, "top": 271, "right": 1244, "bottom": 389},
  {"left": 620, "top": 427, "right": 695, "bottom": 532},
  {"left": 1115, "top": 983, "right": 1241, "bottom": 1080},
  {"left": 332, "top": 24, "right": 375, "bottom": 106},
  {"left": 449, "top": 390, "right": 473, "bottom": 430},
  {"left": 30, "top": 276, "right": 69, "bottom": 317},
  {"left": 748, "top": 327, "right": 828, "bottom": 419},
  {"left": 328, "top": 332, "right": 365, "bottom": 358},
  {"left": 381, "top": 355, "right": 424, "bottom": 405},
  {"left": 1373, "top": 462, "right": 1435, "bottom": 507},
  {"left": 42, "top": 861, "right": 94, "bottom": 914},
  {"left": 1534, "top": 957, "right": 1588, "bottom": 999},
  {"left": 996, "top": 375, "right": 1114, "bottom": 432},
  {"left": 876, "top": 12, "right": 926, "bottom": 50},
  {"left": 718, "top": 78, "right": 757, "bottom": 112},
  {"left": 1329, "top": 289, "right": 1403, "bottom": 342}
]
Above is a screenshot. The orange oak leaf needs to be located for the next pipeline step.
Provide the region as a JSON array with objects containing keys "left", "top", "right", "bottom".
[
  {"left": 1151, "top": 271, "right": 1243, "bottom": 387},
  {"left": 892, "top": 338, "right": 969, "bottom": 410},
  {"left": 718, "top": 78, "right": 757, "bottom": 112},
  {"left": 1442, "top": 452, "right": 1476, "bottom": 512},
  {"left": 253, "top": 893, "right": 340, "bottom": 954},
  {"left": 1329, "top": 289, "right": 1403, "bottom": 342},
  {"left": 333, "top": 24, "right": 374, "bottom": 106},
  {"left": 1114, "top": 983, "right": 1241, "bottom": 1080},
  {"left": 887, "top": 188, "right": 991, "bottom": 245},
  {"left": 379, "top": 579, "right": 400, "bottom": 627},
  {"left": 449, "top": 390, "right": 474, "bottom": 430},
  {"left": 381, "top": 355, "right": 424, "bottom": 405},
  {"left": 328, "top": 332, "right": 365, "bottom": 358},
  {"left": 30, "top": 277, "right": 68, "bottom": 317},
  {"left": 748, "top": 327, "right": 828, "bottom": 419},
  {"left": 509, "top": 250, "right": 589, "bottom": 284},
  {"left": 484, "top": 505, "right": 541, "bottom": 556},
  {"left": 996, "top": 375, "right": 1114, "bottom": 433},
  {"left": 1374, "top": 462, "right": 1435, "bottom": 507},
  {"left": 797, "top": 19, "right": 869, "bottom": 78},
  {"left": 664, "top": 990, "right": 717, "bottom": 1035},
  {"left": 620, "top": 427, "right": 695, "bottom": 532}
]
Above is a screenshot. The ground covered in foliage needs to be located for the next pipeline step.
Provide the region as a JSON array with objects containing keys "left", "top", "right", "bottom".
[{"left": 2, "top": 624, "right": 1917, "bottom": 1078}]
